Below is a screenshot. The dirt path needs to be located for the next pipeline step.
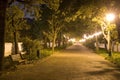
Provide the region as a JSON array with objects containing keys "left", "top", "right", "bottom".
[{"left": 1, "top": 44, "right": 120, "bottom": 80}]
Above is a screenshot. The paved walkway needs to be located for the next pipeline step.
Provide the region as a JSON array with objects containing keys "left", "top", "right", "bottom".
[{"left": 1, "top": 44, "right": 120, "bottom": 80}]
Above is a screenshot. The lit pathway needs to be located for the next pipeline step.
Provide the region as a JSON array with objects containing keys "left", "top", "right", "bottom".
[{"left": 1, "top": 43, "right": 120, "bottom": 80}]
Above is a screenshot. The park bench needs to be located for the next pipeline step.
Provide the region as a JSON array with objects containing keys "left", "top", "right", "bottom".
[{"left": 9, "top": 53, "right": 26, "bottom": 68}]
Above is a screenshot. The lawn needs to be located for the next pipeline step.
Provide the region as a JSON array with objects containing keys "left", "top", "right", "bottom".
[{"left": 97, "top": 48, "right": 120, "bottom": 66}]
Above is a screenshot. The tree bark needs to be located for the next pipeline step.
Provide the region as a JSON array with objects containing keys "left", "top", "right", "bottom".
[
  {"left": 0, "top": 0, "right": 8, "bottom": 72},
  {"left": 52, "top": 36, "right": 56, "bottom": 53},
  {"left": 107, "top": 31, "right": 112, "bottom": 56},
  {"left": 13, "top": 31, "right": 19, "bottom": 54},
  {"left": 116, "top": 42, "right": 119, "bottom": 52},
  {"left": 12, "top": 15, "right": 19, "bottom": 54},
  {"left": 111, "top": 41, "right": 115, "bottom": 52},
  {"left": 104, "top": 39, "right": 107, "bottom": 50},
  {"left": 95, "top": 35, "right": 99, "bottom": 52}
]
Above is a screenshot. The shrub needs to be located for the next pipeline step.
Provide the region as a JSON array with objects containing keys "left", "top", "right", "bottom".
[
  {"left": 22, "top": 37, "right": 42, "bottom": 60},
  {"left": 83, "top": 39, "right": 95, "bottom": 49},
  {"left": 97, "top": 48, "right": 120, "bottom": 67}
]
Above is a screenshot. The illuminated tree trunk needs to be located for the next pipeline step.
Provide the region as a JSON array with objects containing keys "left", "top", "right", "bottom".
[
  {"left": 0, "top": 0, "right": 8, "bottom": 72},
  {"left": 95, "top": 35, "right": 99, "bottom": 52},
  {"left": 52, "top": 34, "right": 57, "bottom": 53},
  {"left": 107, "top": 31, "right": 112, "bottom": 56}
]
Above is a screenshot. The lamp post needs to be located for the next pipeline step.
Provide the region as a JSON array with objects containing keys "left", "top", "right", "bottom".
[{"left": 106, "top": 13, "right": 115, "bottom": 56}]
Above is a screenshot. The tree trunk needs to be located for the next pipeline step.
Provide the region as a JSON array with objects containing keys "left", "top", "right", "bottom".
[
  {"left": 107, "top": 31, "right": 112, "bottom": 57},
  {"left": 116, "top": 42, "right": 119, "bottom": 52},
  {"left": 0, "top": 0, "right": 8, "bottom": 72},
  {"left": 12, "top": 17, "right": 19, "bottom": 54},
  {"left": 95, "top": 35, "right": 99, "bottom": 52},
  {"left": 52, "top": 36, "right": 56, "bottom": 53},
  {"left": 13, "top": 31, "right": 19, "bottom": 54},
  {"left": 111, "top": 41, "right": 115, "bottom": 52},
  {"left": 104, "top": 39, "right": 107, "bottom": 51}
]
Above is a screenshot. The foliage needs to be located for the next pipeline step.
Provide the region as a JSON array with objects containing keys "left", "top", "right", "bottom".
[
  {"left": 5, "top": 5, "right": 29, "bottom": 42},
  {"left": 43, "top": 0, "right": 60, "bottom": 11},
  {"left": 22, "top": 37, "right": 42, "bottom": 60},
  {"left": 21, "top": 19, "right": 42, "bottom": 40},
  {"left": 1, "top": 0, "right": 120, "bottom": 70},
  {"left": 41, "top": 1, "right": 65, "bottom": 53},
  {"left": 43, "top": 14, "right": 62, "bottom": 42},
  {"left": 97, "top": 48, "right": 120, "bottom": 67},
  {"left": 83, "top": 39, "right": 95, "bottom": 49}
]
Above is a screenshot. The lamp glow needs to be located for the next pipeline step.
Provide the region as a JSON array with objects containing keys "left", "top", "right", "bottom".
[
  {"left": 105, "top": 13, "right": 115, "bottom": 56},
  {"left": 106, "top": 13, "right": 115, "bottom": 22}
]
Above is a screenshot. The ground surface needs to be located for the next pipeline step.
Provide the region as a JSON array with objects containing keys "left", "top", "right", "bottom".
[{"left": 1, "top": 43, "right": 120, "bottom": 80}]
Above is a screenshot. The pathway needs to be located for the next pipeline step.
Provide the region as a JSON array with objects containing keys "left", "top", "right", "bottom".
[{"left": 0, "top": 43, "right": 120, "bottom": 80}]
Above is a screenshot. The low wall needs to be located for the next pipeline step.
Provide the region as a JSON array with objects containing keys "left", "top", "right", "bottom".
[{"left": 4, "top": 42, "right": 23, "bottom": 57}]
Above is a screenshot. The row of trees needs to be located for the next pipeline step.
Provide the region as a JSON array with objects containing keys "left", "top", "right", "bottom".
[{"left": 1, "top": 0, "right": 120, "bottom": 72}]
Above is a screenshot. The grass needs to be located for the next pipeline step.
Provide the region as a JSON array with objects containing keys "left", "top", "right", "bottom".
[
  {"left": 97, "top": 48, "right": 108, "bottom": 57},
  {"left": 40, "top": 49, "right": 52, "bottom": 58},
  {"left": 97, "top": 48, "right": 120, "bottom": 66},
  {"left": 110, "top": 52, "right": 120, "bottom": 66}
]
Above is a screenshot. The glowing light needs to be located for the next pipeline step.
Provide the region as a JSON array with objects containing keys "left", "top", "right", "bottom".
[
  {"left": 84, "top": 34, "right": 87, "bottom": 39},
  {"left": 79, "top": 39, "right": 86, "bottom": 42},
  {"left": 106, "top": 13, "right": 115, "bottom": 22},
  {"left": 79, "top": 31, "right": 102, "bottom": 43},
  {"left": 94, "top": 32, "right": 102, "bottom": 36},
  {"left": 68, "top": 38, "right": 76, "bottom": 42}
]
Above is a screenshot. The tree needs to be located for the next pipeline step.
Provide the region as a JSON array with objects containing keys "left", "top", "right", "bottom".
[
  {"left": 0, "top": 0, "right": 43, "bottom": 72},
  {"left": 41, "top": 0, "right": 64, "bottom": 53},
  {"left": 92, "top": 9, "right": 116, "bottom": 56},
  {"left": 6, "top": 5, "right": 26, "bottom": 54},
  {"left": 43, "top": 13, "right": 63, "bottom": 53},
  {"left": 0, "top": 0, "right": 8, "bottom": 72}
]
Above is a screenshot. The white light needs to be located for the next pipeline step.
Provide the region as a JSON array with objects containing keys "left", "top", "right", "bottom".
[
  {"left": 79, "top": 39, "right": 86, "bottom": 42},
  {"left": 84, "top": 34, "right": 87, "bottom": 39},
  {"left": 68, "top": 38, "right": 76, "bottom": 42},
  {"left": 80, "top": 32, "right": 102, "bottom": 43},
  {"left": 94, "top": 32, "right": 102, "bottom": 36},
  {"left": 106, "top": 13, "right": 115, "bottom": 22}
]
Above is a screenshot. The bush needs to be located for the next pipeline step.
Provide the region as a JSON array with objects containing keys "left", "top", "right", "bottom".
[
  {"left": 97, "top": 48, "right": 120, "bottom": 67},
  {"left": 83, "top": 39, "right": 95, "bottom": 49},
  {"left": 22, "top": 37, "right": 42, "bottom": 60}
]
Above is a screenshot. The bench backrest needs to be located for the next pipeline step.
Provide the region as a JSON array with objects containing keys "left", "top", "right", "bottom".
[{"left": 10, "top": 54, "right": 22, "bottom": 61}]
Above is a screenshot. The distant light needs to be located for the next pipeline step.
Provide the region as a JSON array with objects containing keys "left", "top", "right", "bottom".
[
  {"left": 94, "top": 32, "right": 102, "bottom": 36},
  {"left": 80, "top": 31, "right": 102, "bottom": 43},
  {"left": 68, "top": 38, "right": 76, "bottom": 42},
  {"left": 106, "top": 13, "right": 115, "bottom": 22},
  {"left": 79, "top": 39, "right": 86, "bottom": 42},
  {"left": 84, "top": 34, "right": 87, "bottom": 39}
]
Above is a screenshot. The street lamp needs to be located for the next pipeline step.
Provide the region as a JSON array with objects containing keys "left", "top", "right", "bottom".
[
  {"left": 105, "top": 13, "right": 115, "bottom": 56},
  {"left": 106, "top": 13, "right": 115, "bottom": 22}
]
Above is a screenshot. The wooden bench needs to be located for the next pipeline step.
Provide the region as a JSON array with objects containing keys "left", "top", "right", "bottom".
[{"left": 9, "top": 53, "right": 26, "bottom": 68}]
